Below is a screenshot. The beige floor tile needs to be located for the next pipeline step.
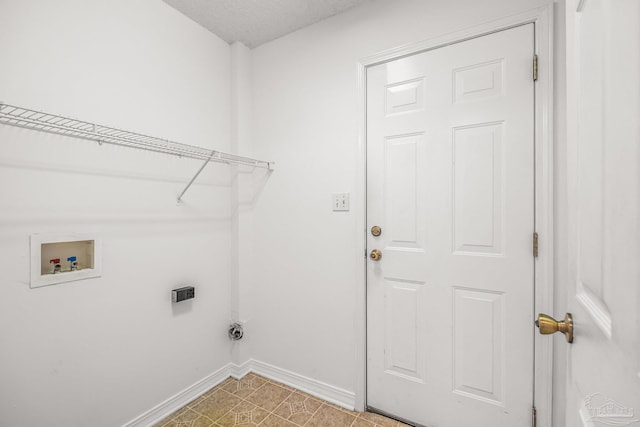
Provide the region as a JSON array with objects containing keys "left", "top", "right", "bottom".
[
  {"left": 244, "top": 382, "right": 292, "bottom": 412},
  {"left": 190, "top": 416, "right": 216, "bottom": 427},
  {"left": 209, "top": 377, "right": 234, "bottom": 391},
  {"left": 259, "top": 414, "right": 299, "bottom": 426},
  {"left": 267, "top": 379, "right": 296, "bottom": 391},
  {"left": 187, "top": 393, "right": 212, "bottom": 409},
  {"left": 305, "top": 403, "right": 357, "bottom": 427},
  {"left": 198, "top": 381, "right": 230, "bottom": 401},
  {"left": 215, "top": 400, "right": 270, "bottom": 426},
  {"left": 170, "top": 407, "right": 201, "bottom": 423},
  {"left": 219, "top": 377, "right": 237, "bottom": 387},
  {"left": 191, "top": 389, "right": 243, "bottom": 422},
  {"left": 272, "top": 391, "right": 323, "bottom": 425},
  {"left": 159, "top": 414, "right": 214, "bottom": 427},
  {"left": 156, "top": 375, "right": 403, "bottom": 427},
  {"left": 221, "top": 374, "right": 268, "bottom": 399},
  {"left": 245, "top": 373, "right": 270, "bottom": 382}
]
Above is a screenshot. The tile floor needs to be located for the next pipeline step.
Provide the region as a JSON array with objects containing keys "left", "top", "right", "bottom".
[{"left": 155, "top": 373, "right": 409, "bottom": 427}]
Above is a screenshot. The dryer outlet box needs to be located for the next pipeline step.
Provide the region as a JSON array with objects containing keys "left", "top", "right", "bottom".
[{"left": 172, "top": 286, "right": 195, "bottom": 303}]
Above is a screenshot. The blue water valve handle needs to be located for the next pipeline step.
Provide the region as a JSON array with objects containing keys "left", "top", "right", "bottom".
[{"left": 67, "top": 256, "right": 77, "bottom": 262}]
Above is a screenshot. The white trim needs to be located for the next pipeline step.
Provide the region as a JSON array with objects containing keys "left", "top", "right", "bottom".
[
  {"left": 237, "top": 359, "right": 356, "bottom": 410},
  {"left": 121, "top": 364, "right": 232, "bottom": 427},
  {"left": 354, "top": 60, "right": 368, "bottom": 413},
  {"left": 356, "top": 5, "right": 555, "bottom": 426},
  {"left": 229, "top": 361, "right": 252, "bottom": 379},
  {"left": 359, "top": 7, "right": 552, "bottom": 67},
  {"left": 532, "top": 7, "right": 555, "bottom": 427},
  {"left": 124, "top": 359, "right": 358, "bottom": 427}
]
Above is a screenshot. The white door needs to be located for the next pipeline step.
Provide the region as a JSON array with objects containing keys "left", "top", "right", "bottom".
[
  {"left": 366, "top": 25, "right": 535, "bottom": 426},
  {"left": 563, "top": 1, "right": 640, "bottom": 426}
]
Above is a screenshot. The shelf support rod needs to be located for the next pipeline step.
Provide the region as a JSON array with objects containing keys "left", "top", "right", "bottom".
[{"left": 177, "top": 150, "right": 218, "bottom": 203}]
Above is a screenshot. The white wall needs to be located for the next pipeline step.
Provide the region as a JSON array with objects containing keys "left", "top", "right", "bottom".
[
  {"left": 244, "top": 0, "right": 553, "bottom": 405},
  {"left": 0, "top": 1, "right": 232, "bottom": 426},
  {"left": 0, "top": 0, "right": 572, "bottom": 424},
  {"left": 229, "top": 41, "right": 265, "bottom": 366}
]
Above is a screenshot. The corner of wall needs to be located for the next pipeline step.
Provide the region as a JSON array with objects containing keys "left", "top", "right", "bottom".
[{"left": 229, "top": 41, "right": 255, "bottom": 366}]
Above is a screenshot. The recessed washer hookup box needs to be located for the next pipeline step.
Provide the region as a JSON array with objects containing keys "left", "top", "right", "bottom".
[{"left": 30, "top": 233, "right": 102, "bottom": 288}]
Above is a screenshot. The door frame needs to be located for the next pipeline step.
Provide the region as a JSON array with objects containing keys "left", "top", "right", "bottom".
[{"left": 354, "top": 5, "right": 555, "bottom": 426}]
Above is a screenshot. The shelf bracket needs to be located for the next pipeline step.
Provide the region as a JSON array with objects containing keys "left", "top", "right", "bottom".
[{"left": 177, "top": 150, "right": 219, "bottom": 204}]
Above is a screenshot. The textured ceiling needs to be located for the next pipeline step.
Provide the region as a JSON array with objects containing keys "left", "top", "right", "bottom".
[{"left": 162, "top": 0, "right": 372, "bottom": 48}]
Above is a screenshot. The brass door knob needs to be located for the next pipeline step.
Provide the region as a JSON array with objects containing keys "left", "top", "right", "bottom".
[
  {"left": 370, "top": 249, "right": 382, "bottom": 261},
  {"left": 535, "top": 313, "right": 573, "bottom": 343}
]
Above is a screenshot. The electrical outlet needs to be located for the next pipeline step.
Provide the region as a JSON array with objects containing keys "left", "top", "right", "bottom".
[
  {"left": 332, "top": 193, "right": 350, "bottom": 211},
  {"left": 172, "top": 286, "right": 195, "bottom": 303}
]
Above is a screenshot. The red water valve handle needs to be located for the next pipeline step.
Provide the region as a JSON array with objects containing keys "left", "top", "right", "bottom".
[{"left": 50, "top": 258, "right": 60, "bottom": 264}]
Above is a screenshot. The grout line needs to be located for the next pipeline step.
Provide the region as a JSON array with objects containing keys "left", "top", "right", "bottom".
[
  {"left": 239, "top": 375, "right": 295, "bottom": 426},
  {"left": 261, "top": 413, "right": 291, "bottom": 426},
  {"left": 159, "top": 372, "right": 397, "bottom": 427},
  {"left": 209, "top": 389, "right": 243, "bottom": 425},
  {"left": 301, "top": 401, "right": 327, "bottom": 427}
]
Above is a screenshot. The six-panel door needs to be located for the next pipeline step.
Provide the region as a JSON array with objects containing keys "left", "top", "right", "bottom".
[{"left": 366, "top": 24, "right": 535, "bottom": 427}]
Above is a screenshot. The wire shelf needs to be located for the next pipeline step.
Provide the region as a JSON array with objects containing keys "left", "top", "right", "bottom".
[
  {"left": 0, "top": 102, "right": 273, "bottom": 202},
  {"left": 0, "top": 103, "right": 273, "bottom": 169}
]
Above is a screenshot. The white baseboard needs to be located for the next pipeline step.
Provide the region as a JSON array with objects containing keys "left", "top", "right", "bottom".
[
  {"left": 122, "top": 359, "right": 356, "bottom": 427},
  {"left": 228, "top": 361, "right": 252, "bottom": 379},
  {"left": 237, "top": 359, "right": 356, "bottom": 411},
  {"left": 121, "top": 363, "right": 232, "bottom": 427}
]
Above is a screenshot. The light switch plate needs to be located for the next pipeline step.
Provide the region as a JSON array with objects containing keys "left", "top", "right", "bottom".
[{"left": 332, "top": 193, "right": 350, "bottom": 211}]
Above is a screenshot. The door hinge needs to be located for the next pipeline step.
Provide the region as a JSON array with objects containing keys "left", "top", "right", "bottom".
[
  {"left": 533, "top": 232, "right": 539, "bottom": 258},
  {"left": 533, "top": 55, "right": 538, "bottom": 81},
  {"left": 532, "top": 405, "right": 537, "bottom": 427}
]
